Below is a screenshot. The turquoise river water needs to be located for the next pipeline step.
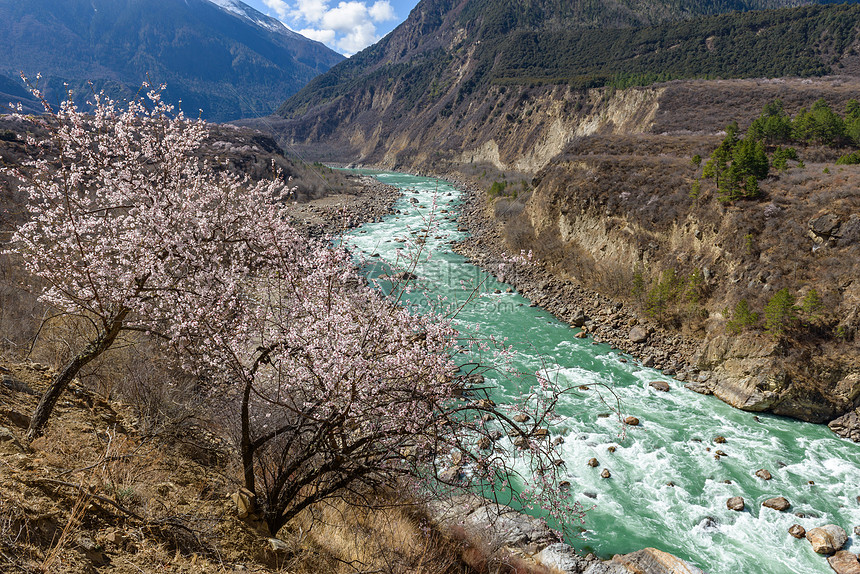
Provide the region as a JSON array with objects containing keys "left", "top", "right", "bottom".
[{"left": 341, "top": 170, "right": 859, "bottom": 573}]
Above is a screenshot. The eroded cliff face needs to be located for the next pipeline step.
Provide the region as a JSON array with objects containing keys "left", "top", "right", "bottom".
[
  {"left": 265, "top": 82, "right": 664, "bottom": 175},
  {"left": 491, "top": 124, "right": 860, "bottom": 425}
]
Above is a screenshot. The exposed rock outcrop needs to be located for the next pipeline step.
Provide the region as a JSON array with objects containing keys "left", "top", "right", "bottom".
[{"left": 829, "top": 408, "right": 860, "bottom": 442}]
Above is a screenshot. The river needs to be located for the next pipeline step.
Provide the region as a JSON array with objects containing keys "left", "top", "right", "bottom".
[{"left": 341, "top": 170, "right": 859, "bottom": 574}]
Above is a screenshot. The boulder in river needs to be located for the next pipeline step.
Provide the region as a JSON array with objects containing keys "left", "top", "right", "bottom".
[
  {"left": 762, "top": 497, "right": 791, "bottom": 511},
  {"left": 727, "top": 496, "right": 745, "bottom": 511},
  {"left": 755, "top": 469, "right": 773, "bottom": 480},
  {"left": 806, "top": 524, "right": 848, "bottom": 554},
  {"left": 789, "top": 524, "right": 806, "bottom": 539},
  {"left": 827, "top": 550, "right": 860, "bottom": 574},
  {"left": 600, "top": 468, "right": 611, "bottom": 479},
  {"left": 587, "top": 457, "right": 599, "bottom": 467},
  {"left": 624, "top": 416, "right": 640, "bottom": 426},
  {"left": 649, "top": 381, "right": 670, "bottom": 392}
]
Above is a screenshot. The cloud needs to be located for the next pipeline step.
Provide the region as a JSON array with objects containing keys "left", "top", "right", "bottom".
[
  {"left": 298, "top": 27, "right": 336, "bottom": 44},
  {"left": 290, "top": 0, "right": 327, "bottom": 24},
  {"left": 273, "top": 0, "right": 398, "bottom": 55},
  {"left": 262, "top": 0, "right": 290, "bottom": 20},
  {"left": 369, "top": 1, "right": 395, "bottom": 22}
]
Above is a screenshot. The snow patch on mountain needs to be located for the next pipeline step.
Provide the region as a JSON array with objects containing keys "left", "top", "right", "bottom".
[{"left": 206, "top": 0, "right": 302, "bottom": 39}]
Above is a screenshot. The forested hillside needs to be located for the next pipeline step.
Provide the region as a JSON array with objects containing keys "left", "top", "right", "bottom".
[{"left": 268, "top": 0, "right": 860, "bottom": 170}]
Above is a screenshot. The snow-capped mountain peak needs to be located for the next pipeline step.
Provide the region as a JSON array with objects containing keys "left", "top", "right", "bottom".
[{"left": 206, "top": 0, "right": 302, "bottom": 39}]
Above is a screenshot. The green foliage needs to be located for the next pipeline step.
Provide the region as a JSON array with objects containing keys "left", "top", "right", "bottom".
[
  {"left": 487, "top": 4, "right": 854, "bottom": 89},
  {"left": 801, "top": 288, "right": 823, "bottom": 320},
  {"left": 689, "top": 178, "right": 701, "bottom": 201},
  {"left": 733, "top": 138, "right": 769, "bottom": 180},
  {"left": 836, "top": 151, "right": 860, "bottom": 165},
  {"left": 632, "top": 270, "right": 645, "bottom": 301},
  {"left": 726, "top": 299, "right": 760, "bottom": 334},
  {"left": 743, "top": 233, "right": 755, "bottom": 254},
  {"left": 487, "top": 180, "right": 508, "bottom": 197},
  {"left": 685, "top": 268, "right": 706, "bottom": 305},
  {"left": 0, "top": 130, "right": 17, "bottom": 142},
  {"left": 771, "top": 146, "right": 798, "bottom": 171},
  {"left": 748, "top": 99, "right": 792, "bottom": 144},
  {"left": 691, "top": 155, "right": 702, "bottom": 166},
  {"left": 792, "top": 99, "right": 846, "bottom": 145},
  {"left": 645, "top": 269, "right": 685, "bottom": 320},
  {"left": 703, "top": 122, "right": 738, "bottom": 184},
  {"left": 706, "top": 124, "right": 767, "bottom": 202},
  {"left": 764, "top": 288, "right": 798, "bottom": 338}
]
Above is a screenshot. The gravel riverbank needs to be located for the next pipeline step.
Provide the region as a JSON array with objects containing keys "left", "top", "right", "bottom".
[{"left": 287, "top": 174, "right": 400, "bottom": 236}]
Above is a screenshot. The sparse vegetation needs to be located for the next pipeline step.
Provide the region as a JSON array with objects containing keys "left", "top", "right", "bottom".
[
  {"left": 726, "top": 299, "right": 760, "bottom": 334},
  {"left": 0, "top": 84, "right": 582, "bottom": 573},
  {"left": 764, "top": 288, "right": 799, "bottom": 338}
]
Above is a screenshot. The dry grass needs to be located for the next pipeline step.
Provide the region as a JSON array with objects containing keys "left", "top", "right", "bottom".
[
  {"left": 652, "top": 76, "right": 860, "bottom": 134},
  {"left": 283, "top": 496, "right": 469, "bottom": 574},
  {"left": 492, "top": 125, "right": 860, "bottom": 363}
]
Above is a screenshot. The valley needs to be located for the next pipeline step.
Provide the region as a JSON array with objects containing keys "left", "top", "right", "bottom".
[{"left": 1, "top": 0, "right": 860, "bottom": 572}]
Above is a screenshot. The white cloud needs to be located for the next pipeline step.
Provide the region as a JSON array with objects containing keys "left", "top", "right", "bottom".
[
  {"left": 263, "top": 0, "right": 290, "bottom": 20},
  {"left": 298, "top": 27, "right": 337, "bottom": 44},
  {"left": 290, "top": 0, "right": 329, "bottom": 24},
  {"left": 263, "top": 0, "right": 399, "bottom": 55},
  {"left": 369, "top": 1, "right": 395, "bottom": 22},
  {"left": 322, "top": 2, "right": 369, "bottom": 32},
  {"left": 335, "top": 21, "right": 377, "bottom": 54}
]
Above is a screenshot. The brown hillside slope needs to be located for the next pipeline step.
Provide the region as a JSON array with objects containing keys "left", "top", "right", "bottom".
[{"left": 448, "top": 78, "right": 860, "bottom": 431}]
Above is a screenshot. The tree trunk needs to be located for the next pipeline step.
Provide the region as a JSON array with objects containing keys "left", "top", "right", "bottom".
[
  {"left": 27, "top": 308, "right": 129, "bottom": 441},
  {"left": 240, "top": 376, "right": 255, "bottom": 494}
]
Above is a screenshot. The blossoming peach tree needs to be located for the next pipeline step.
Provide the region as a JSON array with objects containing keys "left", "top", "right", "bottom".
[{"left": 5, "top": 83, "right": 585, "bottom": 539}]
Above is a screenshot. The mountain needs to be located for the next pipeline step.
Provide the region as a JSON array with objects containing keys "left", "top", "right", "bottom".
[
  {"left": 0, "top": 0, "right": 344, "bottom": 122},
  {"left": 265, "top": 0, "right": 860, "bottom": 167}
]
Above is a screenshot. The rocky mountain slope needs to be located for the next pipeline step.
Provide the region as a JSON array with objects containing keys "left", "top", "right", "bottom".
[
  {"left": 260, "top": 0, "right": 860, "bottom": 169},
  {"left": 249, "top": 0, "right": 860, "bottom": 434},
  {"left": 446, "top": 77, "right": 860, "bottom": 433},
  {"left": 0, "top": 0, "right": 344, "bottom": 122}
]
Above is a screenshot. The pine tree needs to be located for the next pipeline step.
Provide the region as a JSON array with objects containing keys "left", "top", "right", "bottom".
[{"left": 764, "top": 288, "right": 798, "bottom": 338}]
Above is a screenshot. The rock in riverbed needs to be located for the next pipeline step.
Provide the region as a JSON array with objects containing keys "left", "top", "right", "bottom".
[
  {"left": 727, "top": 496, "right": 745, "bottom": 511},
  {"left": 649, "top": 381, "right": 670, "bottom": 392},
  {"left": 827, "top": 550, "right": 860, "bottom": 574},
  {"left": 755, "top": 469, "right": 772, "bottom": 480},
  {"left": 806, "top": 524, "right": 848, "bottom": 554},
  {"left": 762, "top": 497, "right": 791, "bottom": 511}
]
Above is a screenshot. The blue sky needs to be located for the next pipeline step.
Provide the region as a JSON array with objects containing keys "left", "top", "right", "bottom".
[{"left": 241, "top": 0, "right": 420, "bottom": 55}]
